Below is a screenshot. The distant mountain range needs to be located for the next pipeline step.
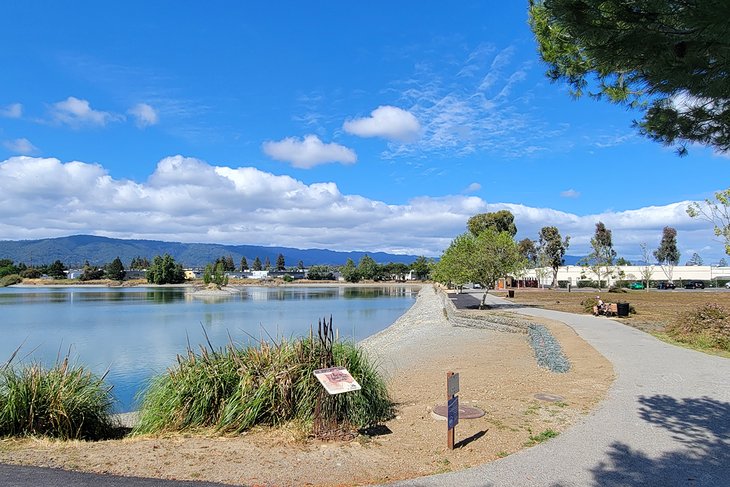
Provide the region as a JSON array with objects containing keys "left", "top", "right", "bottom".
[{"left": 0, "top": 235, "right": 421, "bottom": 268}]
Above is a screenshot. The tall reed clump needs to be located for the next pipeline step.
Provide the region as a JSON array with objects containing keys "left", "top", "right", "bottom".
[
  {"left": 0, "top": 358, "right": 116, "bottom": 440},
  {"left": 133, "top": 335, "right": 394, "bottom": 435}
]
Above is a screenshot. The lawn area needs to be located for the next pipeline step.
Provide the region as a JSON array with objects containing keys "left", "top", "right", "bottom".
[{"left": 507, "top": 288, "right": 730, "bottom": 336}]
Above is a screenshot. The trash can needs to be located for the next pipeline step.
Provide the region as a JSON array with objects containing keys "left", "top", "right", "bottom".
[
  {"left": 617, "top": 302, "right": 630, "bottom": 317},
  {"left": 508, "top": 289, "right": 515, "bottom": 298}
]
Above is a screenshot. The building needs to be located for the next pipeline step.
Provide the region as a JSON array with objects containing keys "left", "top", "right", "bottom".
[{"left": 524, "top": 265, "right": 730, "bottom": 288}]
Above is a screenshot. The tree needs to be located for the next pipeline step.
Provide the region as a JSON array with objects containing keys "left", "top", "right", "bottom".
[
  {"left": 357, "top": 255, "right": 379, "bottom": 281},
  {"left": 654, "top": 226, "right": 680, "bottom": 282},
  {"left": 687, "top": 189, "right": 730, "bottom": 256},
  {"left": 79, "top": 260, "right": 104, "bottom": 281},
  {"left": 252, "top": 257, "right": 262, "bottom": 271},
  {"left": 276, "top": 253, "right": 286, "bottom": 271},
  {"left": 467, "top": 210, "right": 517, "bottom": 237},
  {"left": 130, "top": 256, "right": 150, "bottom": 270},
  {"left": 203, "top": 262, "right": 228, "bottom": 287},
  {"left": 47, "top": 260, "right": 67, "bottom": 279},
  {"left": 518, "top": 238, "right": 538, "bottom": 267},
  {"left": 297, "top": 260, "right": 305, "bottom": 270},
  {"left": 529, "top": 0, "right": 730, "bottom": 155},
  {"left": 223, "top": 256, "right": 235, "bottom": 272},
  {"left": 720, "top": 258, "right": 728, "bottom": 267},
  {"left": 639, "top": 243, "right": 655, "bottom": 292},
  {"left": 538, "top": 226, "right": 570, "bottom": 287},
  {"left": 581, "top": 222, "right": 616, "bottom": 290},
  {"left": 340, "top": 259, "right": 360, "bottom": 283},
  {"left": 240, "top": 256, "right": 249, "bottom": 271},
  {"left": 431, "top": 233, "right": 478, "bottom": 291},
  {"left": 147, "top": 254, "right": 186, "bottom": 285},
  {"left": 410, "top": 256, "right": 431, "bottom": 280},
  {"left": 263, "top": 256, "right": 271, "bottom": 270},
  {"left": 616, "top": 257, "right": 631, "bottom": 266},
  {"left": 686, "top": 252, "right": 703, "bottom": 266},
  {"left": 307, "top": 265, "right": 335, "bottom": 280},
  {"left": 472, "top": 229, "right": 526, "bottom": 306},
  {"left": 0, "top": 259, "right": 20, "bottom": 278},
  {"left": 106, "top": 257, "right": 126, "bottom": 281}
]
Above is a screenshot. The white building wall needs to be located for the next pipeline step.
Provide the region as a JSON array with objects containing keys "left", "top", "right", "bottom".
[{"left": 525, "top": 265, "right": 730, "bottom": 287}]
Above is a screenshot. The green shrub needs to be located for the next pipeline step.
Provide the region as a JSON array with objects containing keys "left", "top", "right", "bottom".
[
  {"left": 134, "top": 336, "right": 394, "bottom": 435},
  {"left": 0, "top": 359, "right": 115, "bottom": 440},
  {"left": 666, "top": 303, "right": 730, "bottom": 351},
  {"left": 0, "top": 274, "right": 22, "bottom": 287}
]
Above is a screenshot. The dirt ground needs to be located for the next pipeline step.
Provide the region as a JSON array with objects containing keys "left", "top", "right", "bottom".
[
  {"left": 0, "top": 309, "right": 613, "bottom": 486},
  {"left": 504, "top": 287, "right": 730, "bottom": 333}
]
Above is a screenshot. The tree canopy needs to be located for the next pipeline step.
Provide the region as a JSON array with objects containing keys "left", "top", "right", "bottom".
[
  {"left": 147, "top": 254, "right": 186, "bottom": 285},
  {"left": 687, "top": 189, "right": 730, "bottom": 256},
  {"left": 581, "top": 222, "right": 615, "bottom": 290},
  {"left": 106, "top": 257, "right": 126, "bottom": 281},
  {"left": 467, "top": 210, "right": 517, "bottom": 237},
  {"left": 538, "top": 226, "right": 570, "bottom": 287},
  {"left": 529, "top": 0, "right": 730, "bottom": 155}
]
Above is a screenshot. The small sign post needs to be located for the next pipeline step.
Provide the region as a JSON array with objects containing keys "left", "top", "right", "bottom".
[{"left": 446, "top": 371, "right": 459, "bottom": 450}]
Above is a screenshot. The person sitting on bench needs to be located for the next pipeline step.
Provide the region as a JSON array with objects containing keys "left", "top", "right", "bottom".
[{"left": 593, "top": 295, "right": 606, "bottom": 316}]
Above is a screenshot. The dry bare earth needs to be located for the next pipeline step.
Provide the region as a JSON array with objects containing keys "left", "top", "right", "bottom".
[
  {"left": 507, "top": 288, "right": 730, "bottom": 334},
  {"left": 0, "top": 287, "right": 613, "bottom": 486}
]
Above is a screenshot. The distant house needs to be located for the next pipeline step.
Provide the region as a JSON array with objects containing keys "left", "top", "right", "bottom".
[
  {"left": 268, "top": 270, "right": 306, "bottom": 280},
  {"left": 126, "top": 270, "right": 147, "bottom": 279},
  {"left": 66, "top": 269, "right": 84, "bottom": 279},
  {"left": 184, "top": 269, "right": 202, "bottom": 280}
]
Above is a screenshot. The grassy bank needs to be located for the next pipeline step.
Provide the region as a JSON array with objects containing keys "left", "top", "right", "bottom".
[
  {"left": 0, "top": 358, "right": 115, "bottom": 440},
  {"left": 134, "top": 336, "right": 394, "bottom": 435}
]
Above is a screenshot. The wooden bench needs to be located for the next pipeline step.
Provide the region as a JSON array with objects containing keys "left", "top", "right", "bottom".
[{"left": 604, "top": 303, "right": 618, "bottom": 316}]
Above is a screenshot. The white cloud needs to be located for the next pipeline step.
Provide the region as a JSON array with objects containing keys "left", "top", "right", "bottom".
[
  {"left": 50, "top": 97, "right": 121, "bottom": 127},
  {"left": 560, "top": 189, "right": 580, "bottom": 198},
  {"left": 343, "top": 106, "right": 421, "bottom": 142},
  {"left": 3, "top": 138, "right": 39, "bottom": 155},
  {"left": 0, "top": 103, "right": 22, "bottom": 118},
  {"left": 262, "top": 135, "right": 357, "bottom": 169},
  {"left": 0, "top": 155, "right": 724, "bottom": 261},
  {"left": 463, "top": 182, "right": 481, "bottom": 193},
  {"left": 128, "top": 103, "right": 159, "bottom": 128}
]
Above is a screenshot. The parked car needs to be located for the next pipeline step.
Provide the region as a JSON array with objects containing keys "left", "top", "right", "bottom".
[
  {"left": 657, "top": 281, "right": 676, "bottom": 290},
  {"left": 628, "top": 282, "right": 644, "bottom": 290},
  {"left": 684, "top": 280, "right": 705, "bottom": 289}
]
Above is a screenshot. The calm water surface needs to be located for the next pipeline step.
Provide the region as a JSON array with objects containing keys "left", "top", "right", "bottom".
[{"left": 0, "top": 285, "right": 417, "bottom": 412}]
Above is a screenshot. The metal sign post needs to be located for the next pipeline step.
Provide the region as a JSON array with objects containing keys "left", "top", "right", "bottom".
[{"left": 446, "top": 371, "right": 459, "bottom": 450}]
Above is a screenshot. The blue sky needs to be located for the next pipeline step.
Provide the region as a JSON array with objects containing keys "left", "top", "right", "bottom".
[{"left": 1, "top": 1, "right": 727, "bottom": 262}]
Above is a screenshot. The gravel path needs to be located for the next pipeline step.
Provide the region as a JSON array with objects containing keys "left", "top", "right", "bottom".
[{"left": 389, "top": 292, "right": 730, "bottom": 487}]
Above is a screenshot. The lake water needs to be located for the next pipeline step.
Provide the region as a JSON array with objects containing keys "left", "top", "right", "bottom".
[{"left": 0, "top": 285, "right": 417, "bottom": 412}]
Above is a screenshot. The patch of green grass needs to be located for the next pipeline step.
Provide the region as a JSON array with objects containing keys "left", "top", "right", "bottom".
[
  {"left": 524, "top": 428, "right": 559, "bottom": 447},
  {"left": 0, "top": 358, "right": 115, "bottom": 440},
  {"left": 133, "top": 336, "right": 394, "bottom": 435},
  {"left": 651, "top": 332, "right": 730, "bottom": 359},
  {"left": 496, "top": 450, "right": 509, "bottom": 458}
]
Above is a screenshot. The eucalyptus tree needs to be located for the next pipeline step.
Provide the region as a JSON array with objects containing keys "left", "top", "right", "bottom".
[{"left": 654, "top": 226, "right": 680, "bottom": 282}]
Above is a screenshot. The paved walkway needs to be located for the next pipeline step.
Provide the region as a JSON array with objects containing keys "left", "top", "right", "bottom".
[
  {"left": 391, "top": 291, "right": 730, "bottom": 486},
  {"left": 2, "top": 291, "right": 729, "bottom": 486}
]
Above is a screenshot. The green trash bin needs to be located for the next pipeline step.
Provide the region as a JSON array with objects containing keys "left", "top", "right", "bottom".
[{"left": 617, "top": 302, "right": 629, "bottom": 317}]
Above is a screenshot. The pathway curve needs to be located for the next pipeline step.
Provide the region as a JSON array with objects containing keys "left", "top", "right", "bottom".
[{"left": 390, "top": 291, "right": 730, "bottom": 486}]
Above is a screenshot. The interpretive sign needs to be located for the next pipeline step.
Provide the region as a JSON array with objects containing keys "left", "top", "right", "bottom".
[
  {"left": 313, "top": 366, "right": 361, "bottom": 395},
  {"left": 447, "top": 396, "right": 459, "bottom": 429},
  {"left": 447, "top": 372, "right": 460, "bottom": 397}
]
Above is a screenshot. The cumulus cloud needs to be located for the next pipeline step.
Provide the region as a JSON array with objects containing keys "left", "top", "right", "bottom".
[
  {"left": 0, "top": 103, "right": 22, "bottom": 118},
  {"left": 50, "top": 97, "right": 121, "bottom": 127},
  {"left": 128, "top": 103, "right": 159, "bottom": 128},
  {"left": 343, "top": 105, "right": 421, "bottom": 142},
  {"left": 463, "top": 182, "right": 482, "bottom": 193},
  {"left": 560, "top": 189, "right": 580, "bottom": 198},
  {"left": 0, "top": 155, "right": 723, "bottom": 260},
  {"left": 262, "top": 135, "right": 357, "bottom": 169},
  {"left": 3, "top": 138, "right": 39, "bottom": 155}
]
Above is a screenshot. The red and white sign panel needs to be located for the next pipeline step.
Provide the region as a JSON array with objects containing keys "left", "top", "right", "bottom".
[{"left": 313, "top": 366, "right": 362, "bottom": 395}]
